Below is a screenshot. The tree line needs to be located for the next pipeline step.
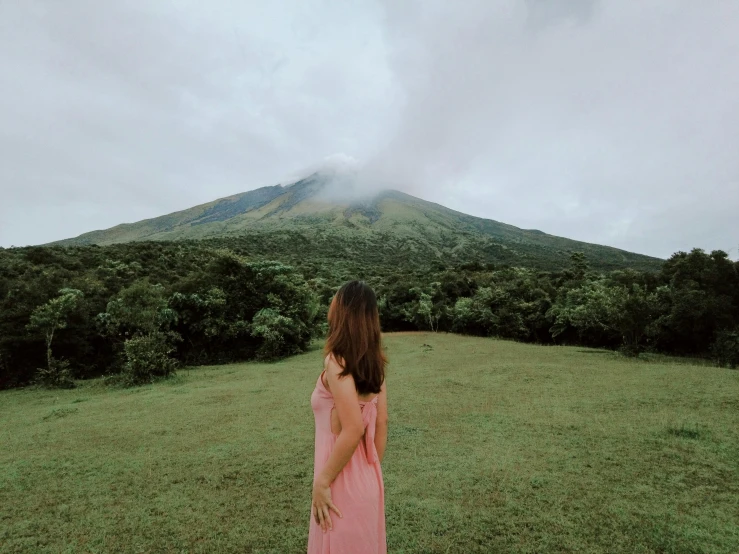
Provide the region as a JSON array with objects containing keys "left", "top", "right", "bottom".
[
  {"left": 0, "top": 244, "right": 320, "bottom": 388},
  {"left": 1, "top": 240, "right": 737, "bottom": 389},
  {"left": 377, "top": 250, "right": 739, "bottom": 364}
]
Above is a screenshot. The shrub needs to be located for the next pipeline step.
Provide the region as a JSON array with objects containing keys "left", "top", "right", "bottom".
[
  {"left": 34, "top": 357, "right": 75, "bottom": 389},
  {"left": 251, "top": 308, "right": 302, "bottom": 360},
  {"left": 451, "top": 291, "right": 496, "bottom": 336},
  {"left": 122, "top": 332, "right": 180, "bottom": 385},
  {"left": 711, "top": 329, "right": 739, "bottom": 369}
]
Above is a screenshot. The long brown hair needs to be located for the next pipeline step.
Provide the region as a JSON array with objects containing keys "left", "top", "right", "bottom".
[{"left": 325, "top": 280, "right": 386, "bottom": 395}]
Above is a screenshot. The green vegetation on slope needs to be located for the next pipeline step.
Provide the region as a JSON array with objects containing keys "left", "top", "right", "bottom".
[
  {"left": 1, "top": 334, "right": 737, "bottom": 553},
  {"left": 50, "top": 174, "right": 662, "bottom": 273}
]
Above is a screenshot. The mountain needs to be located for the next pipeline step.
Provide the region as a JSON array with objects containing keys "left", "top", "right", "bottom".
[{"left": 52, "top": 172, "right": 663, "bottom": 271}]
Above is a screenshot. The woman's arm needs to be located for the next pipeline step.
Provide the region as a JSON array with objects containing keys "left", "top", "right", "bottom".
[
  {"left": 374, "top": 380, "right": 388, "bottom": 464},
  {"left": 314, "top": 357, "right": 366, "bottom": 489}
]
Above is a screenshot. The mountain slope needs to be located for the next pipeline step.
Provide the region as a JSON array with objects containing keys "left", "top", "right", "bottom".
[{"left": 52, "top": 172, "right": 663, "bottom": 271}]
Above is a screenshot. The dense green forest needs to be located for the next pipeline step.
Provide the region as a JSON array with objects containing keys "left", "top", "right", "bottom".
[{"left": 1, "top": 234, "right": 737, "bottom": 389}]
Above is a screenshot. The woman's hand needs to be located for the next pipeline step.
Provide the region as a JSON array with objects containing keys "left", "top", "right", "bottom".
[{"left": 312, "top": 479, "right": 343, "bottom": 533}]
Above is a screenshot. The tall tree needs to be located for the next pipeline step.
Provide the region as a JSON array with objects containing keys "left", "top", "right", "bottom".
[{"left": 26, "top": 288, "right": 83, "bottom": 376}]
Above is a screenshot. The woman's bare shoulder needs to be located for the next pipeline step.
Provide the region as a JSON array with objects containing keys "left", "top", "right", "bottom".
[{"left": 324, "top": 352, "right": 346, "bottom": 374}]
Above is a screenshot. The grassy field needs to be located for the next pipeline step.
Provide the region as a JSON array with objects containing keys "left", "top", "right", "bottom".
[{"left": 1, "top": 333, "right": 738, "bottom": 553}]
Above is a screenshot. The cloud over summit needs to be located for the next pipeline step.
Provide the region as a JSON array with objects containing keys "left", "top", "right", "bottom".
[{"left": 0, "top": 0, "right": 737, "bottom": 258}]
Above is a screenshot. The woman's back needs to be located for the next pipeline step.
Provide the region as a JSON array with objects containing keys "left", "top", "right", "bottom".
[
  {"left": 308, "top": 281, "right": 388, "bottom": 553},
  {"left": 308, "top": 365, "right": 386, "bottom": 553}
]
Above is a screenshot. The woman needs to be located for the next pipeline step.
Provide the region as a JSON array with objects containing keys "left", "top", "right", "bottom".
[{"left": 308, "top": 281, "right": 388, "bottom": 554}]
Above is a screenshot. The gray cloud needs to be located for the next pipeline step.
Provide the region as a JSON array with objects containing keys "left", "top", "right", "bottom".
[
  {"left": 369, "top": 0, "right": 739, "bottom": 257},
  {"left": 525, "top": 0, "right": 598, "bottom": 28},
  {"left": 1, "top": 0, "right": 737, "bottom": 260},
  {"left": 0, "top": 0, "right": 395, "bottom": 245}
]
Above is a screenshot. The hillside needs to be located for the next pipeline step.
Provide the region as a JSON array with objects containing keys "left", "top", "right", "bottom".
[{"left": 52, "top": 172, "right": 662, "bottom": 271}]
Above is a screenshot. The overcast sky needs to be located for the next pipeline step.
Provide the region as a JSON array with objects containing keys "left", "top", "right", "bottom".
[{"left": 1, "top": 0, "right": 737, "bottom": 259}]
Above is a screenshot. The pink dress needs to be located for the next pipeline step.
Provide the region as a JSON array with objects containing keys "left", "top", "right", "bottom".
[{"left": 307, "top": 370, "right": 387, "bottom": 554}]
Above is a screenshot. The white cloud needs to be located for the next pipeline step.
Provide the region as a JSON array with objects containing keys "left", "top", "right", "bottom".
[{"left": 0, "top": 0, "right": 737, "bottom": 259}]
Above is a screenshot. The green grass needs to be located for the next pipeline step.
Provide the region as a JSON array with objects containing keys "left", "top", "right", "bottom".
[{"left": 1, "top": 334, "right": 737, "bottom": 553}]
